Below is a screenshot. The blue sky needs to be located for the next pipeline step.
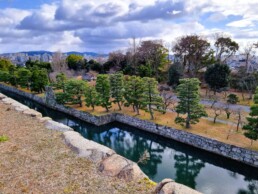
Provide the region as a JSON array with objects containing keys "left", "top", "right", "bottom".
[{"left": 0, "top": 0, "right": 257, "bottom": 53}]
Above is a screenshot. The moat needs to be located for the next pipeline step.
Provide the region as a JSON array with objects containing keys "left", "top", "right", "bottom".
[{"left": 2, "top": 90, "right": 258, "bottom": 194}]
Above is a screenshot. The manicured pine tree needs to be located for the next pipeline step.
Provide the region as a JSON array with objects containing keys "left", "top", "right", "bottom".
[
  {"left": 110, "top": 72, "right": 124, "bottom": 110},
  {"left": 30, "top": 68, "right": 49, "bottom": 93},
  {"left": 141, "top": 77, "right": 164, "bottom": 120},
  {"left": 55, "top": 73, "right": 67, "bottom": 92},
  {"left": 124, "top": 75, "right": 144, "bottom": 115},
  {"left": 175, "top": 78, "right": 207, "bottom": 128},
  {"left": 95, "top": 74, "right": 112, "bottom": 112},
  {"left": 63, "top": 79, "right": 87, "bottom": 107},
  {"left": 243, "top": 87, "right": 258, "bottom": 145},
  {"left": 85, "top": 85, "right": 98, "bottom": 111},
  {"left": 17, "top": 68, "right": 32, "bottom": 89}
]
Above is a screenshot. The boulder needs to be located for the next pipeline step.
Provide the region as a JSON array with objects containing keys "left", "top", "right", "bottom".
[
  {"left": 155, "top": 178, "right": 202, "bottom": 194},
  {"left": 38, "top": 117, "right": 52, "bottom": 123},
  {"left": 99, "top": 154, "right": 147, "bottom": 181},
  {"left": 62, "top": 131, "right": 115, "bottom": 163},
  {"left": 2, "top": 98, "right": 17, "bottom": 105},
  {"left": 23, "top": 109, "right": 42, "bottom": 118},
  {"left": 0, "top": 93, "right": 6, "bottom": 100},
  {"left": 45, "top": 120, "right": 73, "bottom": 132}
]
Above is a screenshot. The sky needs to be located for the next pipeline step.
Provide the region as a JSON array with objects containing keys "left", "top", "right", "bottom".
[{"left": 0, "top": 0, "right": 258, "bottom": 53}]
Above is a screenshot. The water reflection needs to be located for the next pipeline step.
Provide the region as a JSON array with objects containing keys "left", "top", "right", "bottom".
[
  {"left": 237, "top": 179, "right": 258, "bottom": 194},
  {"left": 174, "top": 153, "right": 205, "bottom": 189}
]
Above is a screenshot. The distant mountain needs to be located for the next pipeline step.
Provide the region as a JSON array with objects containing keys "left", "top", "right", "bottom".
[{"left": 0, "top": 51, "right": 108, "bottom": 57}]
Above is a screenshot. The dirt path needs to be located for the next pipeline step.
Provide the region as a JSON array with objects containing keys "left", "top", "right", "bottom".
[{"left": 0, "top": 103, "right": 154, "bottom": 194}]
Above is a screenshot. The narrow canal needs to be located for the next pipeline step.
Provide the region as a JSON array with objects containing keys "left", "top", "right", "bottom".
[{"left": 1, "top": 90, "right": 258, "bottom": 194}]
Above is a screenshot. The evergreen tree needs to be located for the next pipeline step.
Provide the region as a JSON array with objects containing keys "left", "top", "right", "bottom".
[
  {"left": 64, "top": 79, "right": 87, "bottom": 107},
  {"left": 124, "top": 76, "right": 144, "bottom": 115},
  {"left": 227, "top": 94, "right": 239, "bottom": 104},
  {"left": 85, "top": 85, "right": 98, "bottom": 110},
  {"left": 205, "top": 64, "right": 230, "bottom": 94},
  {"left": 141, "top": 77, "right": 164, "bottom": 120},
  {"left": 55, "top": 73, "right": 67, "bottom": 92},
  {"left": 168, "top": 62, "right": 184, "bottom": 88},
  {"left": 95, "top": 74, "right": 111, "bottom": 112},
  {"left": 30, "top": 68, "right": 49, "bottom": 93},
  {"left": 17, "top": 68, "right": 32, "bottom": 89},
  {"left": 243, "top": 87, "right": 258, "bottom": 145},
  {"left": 110, "top": 73, "right": 124, "bottom": 110},
  {"left": 175, "top": 78, "right": 207, "bottom": 128}
]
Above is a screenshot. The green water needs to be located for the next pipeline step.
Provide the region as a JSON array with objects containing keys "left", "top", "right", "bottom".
[{"left": 2, "top": 91, "right": 258, "bottom": 194}]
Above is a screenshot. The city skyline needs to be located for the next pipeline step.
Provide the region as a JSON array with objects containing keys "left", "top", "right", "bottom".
[{"left": 0, "top": 0, "right": 258, "bottom": 53}]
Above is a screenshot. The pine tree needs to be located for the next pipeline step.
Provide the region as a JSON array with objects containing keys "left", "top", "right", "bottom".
[
  {"left": 31, "top": 68, "right": 49, "bottom": 93},
  {"left": 141, "top": 77, "right": 164, "bottom": 120},
  {"left": 55, "top": 73, "right": 67, "bottom": 92},
  {"left": 110, "top": 72, "right": 124, "bottom": 110},
  {"left": 64, "top": 79, "right": 87, "bottom": 107},
  {"left": 175, "top": 78, "right": 207, "bottom": 128},
  {"left": 17, "top": 68, "right": 31, "bottom": 89},
  {"left": 124, "top": 76, "right": 144, "bottom": 115},
  {"left": 243, "top": 87, "right": 258, "bottom": 145},
  {"left": 85, "top": 85, "right": 98, "bottom": 111},
  {"left": 95, "top": 74, "right": 112, "bottom": 112}
]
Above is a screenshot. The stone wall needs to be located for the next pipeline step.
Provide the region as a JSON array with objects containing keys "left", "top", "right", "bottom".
[{"left": 0, "top": 83, "right": 258, "bottom": 168}]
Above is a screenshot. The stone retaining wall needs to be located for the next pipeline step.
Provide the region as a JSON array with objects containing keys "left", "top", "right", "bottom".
[{"left": 0, "top": 83, "right": 258, "bottom": 168}]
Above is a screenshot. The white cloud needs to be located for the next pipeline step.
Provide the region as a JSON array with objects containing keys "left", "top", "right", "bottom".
[{"left": 0, "top": 0, "right": 258, "bottom": 53}]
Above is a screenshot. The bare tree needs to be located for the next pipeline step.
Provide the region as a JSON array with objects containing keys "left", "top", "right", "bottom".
[
  {"left": 234, "top": 108, "right": 243, "bottom": 131},
  {"left": 161, "top": 91, "right": 177, "bottom": 113},
  {"left": 224, "top": 103, "right": 232, "bottom": 119},
  {"left": 212, "top": 106, "right": 222, "bottom": 123},
  {"left": 242, "top": 43, "right": 256, "bottom": 73},
  {"left": 51, "top": 51, "right": 67, "bottom": 72},
  {"left": 210, "top": 95, "right": 220, "bottom": 108}
]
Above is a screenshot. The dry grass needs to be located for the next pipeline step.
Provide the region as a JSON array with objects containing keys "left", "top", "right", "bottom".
[
  {"left": 0, "top": 103, "right": 155, "bottom": 194},
  {"left": 68, "top": 101, "right": 258, "bottom": 151}
]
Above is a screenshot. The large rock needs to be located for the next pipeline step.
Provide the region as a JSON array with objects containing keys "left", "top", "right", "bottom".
[
  {"left": 23, "top": 109, "right": 42, "bottom": 118},
  {"left": 0, "top": 93, "right": 6, "bottom": 100},
  {"left": 62, "top": 131, "right": 115, "bottom": 163},
  {"left": 38, "top": 117, "right": 52, "bottom": 123},
  {"left": 99, "top": 154, "right": 147, "bottom": 181},
  {"left": 45, "top": 120, "right": 73, "bottom": 132},
  {"left": 155, "top": 179, "right": 202, "bottom": 194}
]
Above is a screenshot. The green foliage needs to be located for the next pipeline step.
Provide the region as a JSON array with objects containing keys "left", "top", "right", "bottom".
[
  {"left": 110, "top": 73, "right": 124, "bottom": 110},
  {"left": 205, "top": 64, "right": 230, "bottom": 94},
  {"left": 84, "top": 85, "right": 99, "bottom": 110},
  {"left": 66, "top": 54, "right": 84, "bottom": 70},
  {"left": 0, "top": 70, "right": 11, "bottom": 83},
  {"left": 175, "top": 78, "right": 207, "bottom": 128},
  {"left": 89, "top": 59, "right": 102, "bottom": 73},
  {"left": 63, "top": 79, "right": 87, "bottom": 107},
  {"left": 124, "top": 75, "right": 144, "bottom": 115},
  {"left": 30, "top": 68, "right": 49, "bottom": 93},
  {"left": 26, "top": 59, "right": 52, "bottom": 72},
  {"left": 168, "top": 62, "right": 183, "bottom": 88},
  {"left": 0, "top": 59, "right": 14, "bottom": 71},
  {"left": 227, "top": 94, "right": 239, "bottom": 104},
  {"left": 95, "top": 74, "right": 111, "bottom": 112},
  {"left": 0, "top": 135, "right": 9, "bottom": 142},
  {"left": 243, "top": 87, "right": 258, "bottom": 144},
  {"left": 55, "top": 92, "right": 71, "bottom": 105},
  {"left": 141, "top": 77, "right": 164, "bottom": 120},
  {"left": 55, "top": 73, "right": 67, "bottom": 92},
  {"left": 17, "top": 68, "right": 32, "bottom": 88}
]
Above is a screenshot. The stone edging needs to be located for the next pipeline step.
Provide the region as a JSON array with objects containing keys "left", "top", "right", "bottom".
[
  {"left": 0, "top": 92, "right": 202, "bottom": 194},
  {"left": 0, "top": 83, "right": 257, "bottom": 169}
]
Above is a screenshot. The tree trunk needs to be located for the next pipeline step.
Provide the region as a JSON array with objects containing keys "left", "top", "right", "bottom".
[
  {"left": 186, "top": 115, "right": 190, "bottom": 128},
  {"left": 118, "top": 101, "right": 122, "bottom": 110},
  {"left": 149, "top": 104, "right": 154, "bottom": 120},
  {"left": 105, "top": 105, "right": 109, "bottom": 112},
  {"left": 214, "top": 115, "right": 218, "bottom": 123}
]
